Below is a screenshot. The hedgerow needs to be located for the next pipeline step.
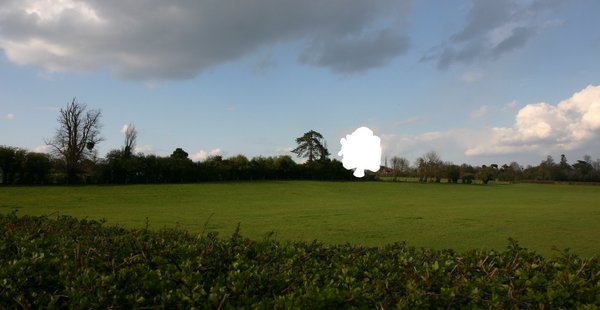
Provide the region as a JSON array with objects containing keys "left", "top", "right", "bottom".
[{"left": 1, "top": 213, "right": 598, "bottom": 308}]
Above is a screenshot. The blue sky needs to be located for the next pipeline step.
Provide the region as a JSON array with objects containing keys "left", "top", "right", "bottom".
[{"left": 1, "top": 0, "right": 599, "bottom": 166}]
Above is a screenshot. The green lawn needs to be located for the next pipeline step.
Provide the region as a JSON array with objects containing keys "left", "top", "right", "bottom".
[{"left": 1, "top": 181, "right": 599, "bottom": 256}]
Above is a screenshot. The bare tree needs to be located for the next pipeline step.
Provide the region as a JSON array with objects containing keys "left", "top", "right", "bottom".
[
  {"left": 390, "top": 156, "right": 409, "bottom": 181},
  {"left": 416, "top": 151, "right": 442, "bottom": 182},
  {"left": 424, "top": 151, "right": 442, "bottom": 182},
  {"left": 46, "top": 98, "right": 103, "bottom": 183},
  {"left": 123, "top": 123, "right": 137, "bottom": 157}
]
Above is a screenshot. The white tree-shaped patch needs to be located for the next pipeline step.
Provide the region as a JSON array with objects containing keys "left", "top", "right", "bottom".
[{"left": 338, "top": 127, "right": 381, "bottom": 178}]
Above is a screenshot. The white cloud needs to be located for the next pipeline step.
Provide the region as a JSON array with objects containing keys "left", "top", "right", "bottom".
[
  {"left": 24, "top": 0, "right": 103, "bottom": 23},
  {"left": 134, "top": 145, "right": 153, "bottom": 154},
  {"left": 469, "top": 105, "right": 488, "bottom": 119},
  {"left": 191, "top": 151, "right": 209, "bottom": 162},
  {"left": 120, "top": 124, "right": 129, "bottom": 133},
  {"left": 275, "top": 146, "right": 293, "bottom": 153},
  {"left": 381, "top": 129, "right": 472, "bottom": 164},
  {"left": 392, "top": 117, "right": 421, "bottom": 128},
  {"left": 33, "top": 145, "right": 51, "bottom": 153},
  {"left": 191, "top": 148, "right": 222, "bottom": 162},
  {"left": 461, "top": 70, "right": 484, "bottom": 83},
  {"left": 503, "top": 99, "right": 518, "bottom": 110},
  {"left": 381, "top": 86, "right": 600, "bottom": 165},
  {"left": 0, "top": 0, "right": 410, "bottom": 80},
  {"left": 3, "top": 112, "right": 15, "bottom": 120},
  {"left": 465, "top": 85, "right": 600, "bottom": 156}
]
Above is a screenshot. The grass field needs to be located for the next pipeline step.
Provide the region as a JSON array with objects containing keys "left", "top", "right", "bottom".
[{"left": 1, "top": 181, "right": 599, "bottom": 256}]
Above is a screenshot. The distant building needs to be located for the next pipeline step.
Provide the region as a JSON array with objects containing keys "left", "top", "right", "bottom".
[{"left": 378, "top": 166, "right": 393, "bottom": 176}]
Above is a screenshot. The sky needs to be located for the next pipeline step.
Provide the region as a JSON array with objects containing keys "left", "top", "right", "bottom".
[{"left": 1, "top": 0, "right": 599, "bottom": 166}]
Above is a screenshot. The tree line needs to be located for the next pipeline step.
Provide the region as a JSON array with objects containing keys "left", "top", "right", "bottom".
[
  {"left": 1, "top": 99, "right": 599, "bottom": 185},
  {"left": 385, "top": 151, "right": 600, "bottom": 184},
  {"left": 0, "top": 100, "right": 352, "bottom": 184},
  {"left": 0, "top": 145, "right": 354, "bottom": 185}
]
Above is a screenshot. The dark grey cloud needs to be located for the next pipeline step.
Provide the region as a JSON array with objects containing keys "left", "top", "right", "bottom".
[
  {"left": 299, "top": 29, "right": 409, "bottom": 74},
  {"left": 490, "top": 26, "right": 531, "bottom": 57},
  {"left": 423, "top": 0, "right": 566, "bottom": 69},
  {"left": 451, "top": 1, "right": 513, "bottom": 43},
  {"left": 0, "top": 0, "right": 411, "bottom": 80}
]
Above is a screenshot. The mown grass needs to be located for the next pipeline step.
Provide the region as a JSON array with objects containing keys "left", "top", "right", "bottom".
[{"left": 1, "top": 181, "right": 599, "bottom": 256}]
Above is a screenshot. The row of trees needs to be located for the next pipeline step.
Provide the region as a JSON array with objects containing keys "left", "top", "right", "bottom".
[
  {"left": 1, "top": 99, "right": 599, "bottom": 185},
  {"left": 0, "top": 145, "right": 353, "bottom": 185},
  {"left": 384, "top": 151, "right": 600, "bottom": 184},
  {"left": 2, "top": 145, "right": 599, "bottom": 186},
  {"left": 0, "top": 99, "right": 352, "bottom": 184},
  {"left": 98, "top": 148, "right": 352, "bottom": 184},
  {"left": 0, "top": 147, "right": 53, "bottom": 184}
]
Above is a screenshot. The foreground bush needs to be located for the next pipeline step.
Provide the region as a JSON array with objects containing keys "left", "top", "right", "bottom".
[{"left": 1, "top": 213, "right": 598, "bottom": 308}]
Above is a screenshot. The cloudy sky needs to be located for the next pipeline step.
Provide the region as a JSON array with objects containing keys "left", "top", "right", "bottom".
[{"left": 1, "top": 0, "right": 599, "bottom": 166}]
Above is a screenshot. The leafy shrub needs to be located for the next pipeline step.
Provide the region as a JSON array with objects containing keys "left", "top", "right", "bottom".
[{"left": 1, "top": 213, "right": 598, "bottom": 308}]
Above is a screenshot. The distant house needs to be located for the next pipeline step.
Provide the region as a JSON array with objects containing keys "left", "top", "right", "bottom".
[{"left": 378, "top": 166, "right": 393, "bottom": 176}]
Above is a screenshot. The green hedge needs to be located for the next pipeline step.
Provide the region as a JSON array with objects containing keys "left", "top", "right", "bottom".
[{"left": 1, "top": 213, "right": 598, "bottom": 308}]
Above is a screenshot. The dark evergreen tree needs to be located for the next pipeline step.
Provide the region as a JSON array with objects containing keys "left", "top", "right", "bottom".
[{"left": 292, "top": 130, "right": 329, "bottom": 163}]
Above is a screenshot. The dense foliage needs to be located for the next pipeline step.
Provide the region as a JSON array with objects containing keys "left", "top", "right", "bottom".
[
  {"left": 2, "top": 100, "right": 599, "bottom": 185},
  {"left": 388, "top": 153, "right": 600, "bottom": 184},
  {"left": 2, "top": 144, "right": 600, "bottom": 185},
  {"left": 1, "top": 213, "right": 598, "bottom": 308},
  {"left": 0, "top": 145, "right": 354, "bottom": 184}
]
